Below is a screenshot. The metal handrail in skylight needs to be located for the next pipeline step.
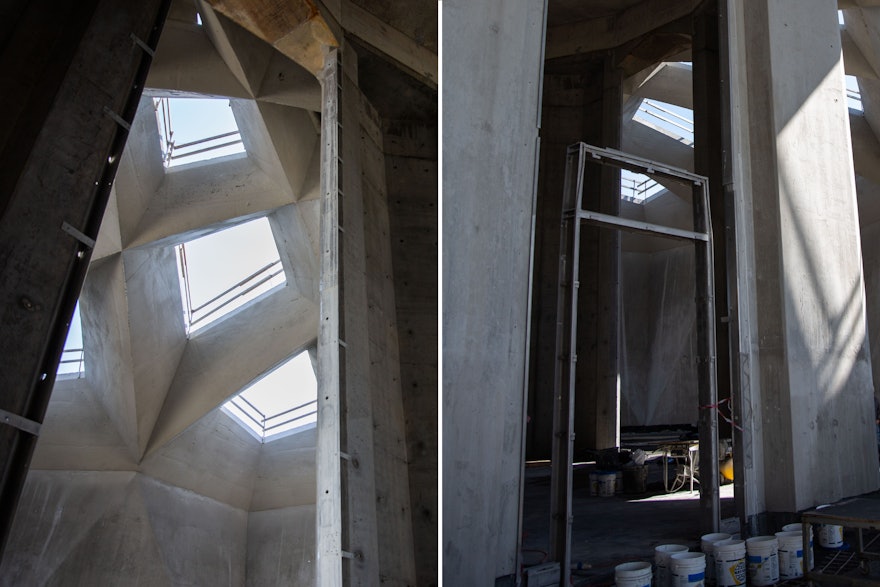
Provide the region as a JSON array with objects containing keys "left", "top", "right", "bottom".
[
  {"left": 636, "top": 99, "right": 694, "bottom": 146},
  {"left": 153, "top": 97, "right": 245, "bottom": 168},
  {"left": 175, "top": 218, "right": 287, "bottom": 334},
  {"left": 57, "top": 302, "right": 85, "bottom": 378},
  {"left": 846, "top": 75, "right": 863, "bottom": 112},
  {"left": 222, "top": 351, "right": 318, "bottom": 442}
]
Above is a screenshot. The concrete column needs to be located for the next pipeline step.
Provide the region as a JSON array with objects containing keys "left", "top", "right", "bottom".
[
  {"left": 728, "top": 0, "right": 879, "bottom": 516},
  {"left": 529, "top": 55, "right": 622, "bottom": 459},
  {"left": 575, "top": 58, "right": 622, "bottom": 454},
  {"left": 443, "top": 0, "right": 546, "bottom": 583}
]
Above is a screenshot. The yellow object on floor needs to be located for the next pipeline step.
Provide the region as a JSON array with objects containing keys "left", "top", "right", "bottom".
[{"left": 720, "top": 456, "right": 734, "bottom": 481}]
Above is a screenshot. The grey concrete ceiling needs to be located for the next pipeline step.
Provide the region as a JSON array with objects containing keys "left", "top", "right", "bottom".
[{"left": 33, "top": 2, "right": 322, "bottom": 511}]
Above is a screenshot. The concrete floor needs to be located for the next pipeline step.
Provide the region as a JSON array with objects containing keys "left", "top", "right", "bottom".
[{"left": 521, "top": 462, "right": 736, "bottom": 586}]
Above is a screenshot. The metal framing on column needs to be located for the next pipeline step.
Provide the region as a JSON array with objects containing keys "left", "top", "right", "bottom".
[
  {"left": 0, "top": 0, "right": 170, "bottom": 558},
  {"left": 550, "top": 143, "right": 719, "bottom": 585},
  {"left": 316, "top": 47, "right": 344, "bottom": 586}
]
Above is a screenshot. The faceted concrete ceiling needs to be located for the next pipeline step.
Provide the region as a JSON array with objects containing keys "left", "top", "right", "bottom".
[{"left": 31, "top": 0, "right": 322, "bottom": 512}]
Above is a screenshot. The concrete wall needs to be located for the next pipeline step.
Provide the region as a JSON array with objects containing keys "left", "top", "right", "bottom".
[
  {"left": 443, "top": 0, "right": 546, "bottom": 583},
  {"left": 621, "top": 247, "right": 698, "bottom": 427},
  {"left": 0, "top": 472, "right": 248, "bottom": 586},
  {"left": 730, "top": 0, "right": 880, "bottom": 513},
  {"left": 861, "top": 220, "right": 880, "bottom": 398},
  {"left": 384, "top": 119, "right": 438, "bottom": 587},
  {"left": 247, "top": 505, "right": 315, "bottom": 586}
]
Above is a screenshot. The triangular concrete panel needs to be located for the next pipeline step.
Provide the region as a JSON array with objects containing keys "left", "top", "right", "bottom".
[
  {"left": 93, "top": 185, "right": 122, "bottom": 262},
  {"left": 256, "top": 49, "right": 321, "bottom": 111},
  {"left": 31, "top": 379, "right": 136, "bottom": 471},
  {"left": 198, "top": 1, "right": 274, "bottom": 97},
  {"left": 626, "top": 61, "right": 693, "bottom": 109},
  {"left": 42, "top": 473, "right": 172, "bottom": 587},
  {"left": 268, "top": 203, "right": 320, "bottom": 303},
  {"left": 232, "top": 99, "right": 319, "bottom": 201},
  {"left": 137, "top": 475, "right": 248, "bottom": 585},
  {"left": 147, "top": 20, "right": 251, "bottom": 99},
  {"left": 0, "top": 471, "right": 135, "bottom": 586},
  {"left": 145, "top": 292, "right": 318, "bottom": 456},
  {"left": 124, "top": 155, "right": 292, "bottom": 249},
  {"left": 251, "top": 427, "right": 317, "bottom": 511},
  {"left": 140, "top": 409, "right": 261, "bottom": 509},
  {"left": 115, "top": 98, "right": 166, "bottom": 247},
  {"left": 246, "top": 505, "right": 316, "bottom": 585},
  {"left": 843, "top": 8, "right": 880, "bottom": 81},
  {"left": 80, "top": 254, "right": 139, "bottom": 459},
  {"left": 121, "top": 247, "right": 188, "bottom": 458}
]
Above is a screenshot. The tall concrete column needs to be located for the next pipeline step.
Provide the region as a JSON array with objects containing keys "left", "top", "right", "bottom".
[
  {"left": 529, "top": 55, "right": 621, "bottom": 459},
  {"left": 575, "top": 58, "right": 622, "bottom": 454},
  {"left": 728, "top": 0, "right": 879, "bottom": 517}
]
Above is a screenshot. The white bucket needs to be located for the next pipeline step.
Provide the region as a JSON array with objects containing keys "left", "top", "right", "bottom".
[
  {"left": 781, "top": 524, "right": 814, "bottom": 570},
  {"left": 701, "top": 533, "right": 731, "bottom": 585},
  {"left": 815, "top": 505, "right": 845, "bottom": 549},
  {"left": 746, "top": 536, "right": 779, "bottom": 586},
  {"left": 615, "top": 561, "right": 652, "bottom": 587},
  {"left": 713, "top": 539, "right": 746, "bottom": 587},
  {"left": 817, "top": 524, "right": 844, "bottom": 549},
  {"left": 775, "top": 531, "right": 804, "bottom": 579},
  {"left": 655, "top": 544, "right": 689, "bottom": 587},
  {"left": 589, "top": 472, "right": 600, "bottom": 496},
  {"left": 670, "top": 552, "right": 706, "bottom": 587},
  {"left": 598, "top": 472, "right": 616, "bottom": 497}
]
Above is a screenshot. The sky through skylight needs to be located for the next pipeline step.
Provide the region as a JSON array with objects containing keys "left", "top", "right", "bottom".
[
  {"left": 176, "top": 217, "right": 286, "bottom": 332},
  {"left": 154, "top": 97, "right": 245, "bottom": 167},
  {"left": 58, "top": 302, "right": 84, "bottom": 377},
  {"left": 223, "top": 351, "right": 318, "bottom": 441}
]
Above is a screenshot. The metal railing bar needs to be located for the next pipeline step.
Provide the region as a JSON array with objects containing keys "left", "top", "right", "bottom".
[
  {"left": 227, "top": 402, "right": 264, "bottom": 428},
  {"left": 637, "top": 109, "right": 694, "bottom": 136},
  {"left": 642, "top": 100, "right": 694, "bottom": 126},
  {"left": 190, "top": 268, "right": 284, "bottom": 326},
  {"left": 234, "top": 395, "right": 266, "bottom": 421},
  {"left": 191, "top": 261, "right": 281, "bottom": 314},
  {"left": 263, "top": 410, "right": 318, "bottom": 433},
  {"left": 172, "top": 130, "right": 240, "bottom": 150},
  {"left": 171, "top": 139, "right": 243, "bottom": 161},
  {"left": 263, "top": 399, "right": 319, "bottom": 424}
]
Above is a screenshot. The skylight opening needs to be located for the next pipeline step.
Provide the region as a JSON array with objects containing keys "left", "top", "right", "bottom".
[
  {"left": 846, "top": 75, "right": 863, "bottom": 112},
  {"left": 153, "top": 97, "right": 245, "bottom": 168},
  {"left": 58, "top": 302, "right": 85, "bottom": 378},
  {"left": 839, "top": 10, "right": 845, "bottom": 26},
  {"left": 634, "top": 98, "right": 694, "bottom": 146},
  {"left": 176, "top": 217, "right": 286, "bottom": 334},
  {"left": 621, "top": 169, "right": 665, "bottom": 203},
  {"left": 223, "top": 351, "right": 318, "bottom": 442}
]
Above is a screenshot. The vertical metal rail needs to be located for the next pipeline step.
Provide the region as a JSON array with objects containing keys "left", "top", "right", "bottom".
[
  {"left": 316, "top": 47, "right": 343, "bottom": 587},
  {"left": 0, "top": 0, "right": 171, "bottom": 559},
  {"left": 550, "top": 143, "right": 586, "bottom": 587},
  {"left": 549, "top": 144, "right": 720, "bottom": 584},
  {"left": 694, "top": 175, "right": 721, "bottom": 534}
]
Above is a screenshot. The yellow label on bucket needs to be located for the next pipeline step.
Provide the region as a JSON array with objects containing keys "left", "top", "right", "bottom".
[{"left": 725, "top": 561, "right": 746, "bottom": 585}]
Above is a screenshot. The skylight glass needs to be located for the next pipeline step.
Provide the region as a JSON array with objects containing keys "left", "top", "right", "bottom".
[
  {"left": 154, "top": 97, "right": 245, "bottom": 168},
  {"left": 621, "top": 169, "right": 665, "bottom": 203},
  {"left": 58, "top": 302, "right": 84, "bottom": 377},
  {"left": 634, "top": 98, "right": 694, "bottom": 146},
  {"left": 846, "top": 75, "right": 863, "bottom": 111},
  {"left": 176, "top": 217, "right": 286, "bottom": 333},
  {"left": 223, "top": 351, "right": 318, "bottom": 441}
]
